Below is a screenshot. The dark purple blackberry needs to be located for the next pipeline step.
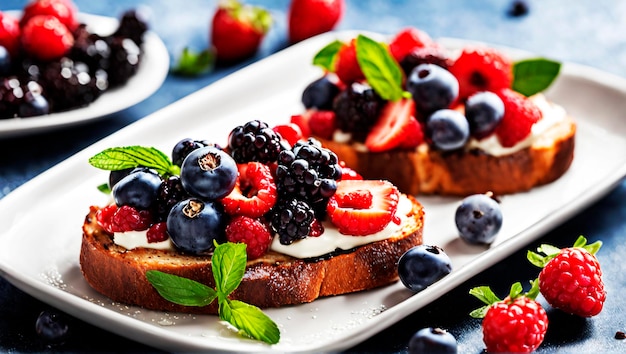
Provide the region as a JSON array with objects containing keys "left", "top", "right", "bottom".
[
  {"left": 400, "top": 46, "right": 454, "bottom": 76},
  {"left": 0, "top": 77, "right": 24, "bottom": 119},
  {"left": 106, "top": 37, "right": 141, "bottom": 88},
  {"left": 154, "top": 175, "right": 190, "bottom": 222},
  {"left": 0, "top": 45, "right": 10, "bottom": 76},
  {"left": 71, "top": 24, "right": 111, "bottom": 73},
  {"left": 19, "top": 90, "right": 49, "bottom": 117},
  {"left": 228, "top": 120, "right": 289, "bottom": 164},
  {"left": 275, "top": 138, "right": 342, "bottom": 215},
  {"left": 112, "top": 9, "right": 149, "bottom": 46},
  {"left": 269, "top": 197, "right": 315, "bottom": 245},
  {"left": 39, "top": 58, "right": 107, "bottom": 111},
  {"left": 171, "top": 138, "right": 218, "bottom": 167},
  {"left": 332, "top": 82, "right": 384, "bottom": 141}
]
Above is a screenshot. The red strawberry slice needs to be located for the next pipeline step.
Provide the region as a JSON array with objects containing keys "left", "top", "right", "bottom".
[
  {"left": 495, "top": 88, "right": 541, "bottom": 147},
  {"left": 308, "top": 110, "right": 336, "bottom": 139},
  {"left": 273, "top": 123, "right": 303, "bottom": 146},
  {"left": 290, "top": 113, "right": 312, "bottom": 137},
  {"left": 397, "top": 115, "right": 424, "bottom": 149},
  {"left": 326, "top": 180, "right": 400, "bottom": 236},
  {"left": 388, "top": 27, "right": 434, "bottom": 63},
  {"left": 221, "top": 162, "right": 277, "bottom": 217},
  {"left": 334, "top": 39, "right": 364, "bottom": 84},
  {"left": 364, "top": 97, "right": 418, "bottom": 152}
]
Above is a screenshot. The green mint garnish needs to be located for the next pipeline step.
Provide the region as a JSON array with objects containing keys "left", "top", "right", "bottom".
[
  {"left": 146, "top": 242, "right": 280, "bottom": 345},
  {"left": 527, "top": 235, "right": 601, "bottom": 268},
  {"left": 512, "top": 58, "right": 561, "bottom": 97},
  {"left": 469, "top": 280, "right": 539, "bottom": 319},
  {"left": 312, "top": 39, "right": 343, "bottom": 72},
  {"left": 355, "top": 34, "right": 408, "bottom": 101},
  {"left": 88, "top": 146, "right": 180, "bottom": 177},
  {"left": 171, "top": 47, "right": 215, "bottom": 77}
]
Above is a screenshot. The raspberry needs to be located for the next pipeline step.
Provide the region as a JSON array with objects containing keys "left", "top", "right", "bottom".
[
  {"left": 21, "top": 15, "right": 74, "bottom": 61},
  {"left": 221, "top": 162, "right": 278, "bottom": 218},
  {"left": 308, "top": 110, "right": 336, "bottom": 139},
  {"left": 448, "top": 46, "right": 513, "bottom": 100},
  {"left": 494, "top": 88, "right": 541, "bottom": 147},
  {"left": 388, "top": 27, "right": 434, "bottom": 63},
  {"left": 146, "top": 222, "right": 169, "bottom": 243},
  {"left": 225, "top": 215, "right": 272, "bottom": 260},
  {"left": 95, "top": 204, "right": 152, "bottom": 233},
  {"left": 470, "top": 281, "right": 547, "bottom": 353},
  {"left": 528, "top": 236, "right": 606, "bottom": 317}
]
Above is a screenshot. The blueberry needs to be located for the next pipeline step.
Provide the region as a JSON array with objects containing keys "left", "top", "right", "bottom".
[
  {"left": 18, "top": 93, "right": 50, "bottom": 117},
  {"left": 425, "top": 109, "right": 469, "bottom": 150},
  {"left": 35, "top": 310, "right": 69, "bottom": 343},
  {"left": 301, "top": 75, "right": 340, "bottom": 110},
  {"left": 167, "top": 198, "right": 226, "bottom": 254},
  {"left": 398, "top": 245, "right": 452, "bottom": 293},
  {"left": 0, "top": 45, "right": 10, "bottom": 76},
  {"left": 408, "top": 327, "right": 458, "bottom": 354},
  {"left": 455, "top": 194, "right": 503, "bottom": 245},
  {"left": 407, "top": 63, "right": 459, "bottom": 114},
  {"left": 180, "top": 146, "right": 237, "bottom": 200},
  {"left": 465, "top": 91, "right": 504, "bottom": 138},
  {"left": 112, "top": 169, "right": 162, "bottom": 210},
  {"left": 108, "top": 166, "right": 151, "bottom": 189},
  {"left": 171, "top": 138, "right": 216, "bottom": 167}
]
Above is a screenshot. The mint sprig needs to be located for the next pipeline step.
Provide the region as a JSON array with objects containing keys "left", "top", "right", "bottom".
[
  {"left": 512, "top": 58, "right": 561, "bottom": 97},
  {"left": 469, "top": 280, "right": 539, "bottom": 319},
  {"left": 312, "top": 39, "right": 343, "bottom": 72},
  {"left": 355, "top": 34, "right": 408, "bottom": 102},
  {"left": 171, "top": 47, "right": 215, "bottom": 77},
  {"left": 146, "top": 242, "right": 280, "bottom": 345},
  {"left": 527, "top": 235, "right": 601, "bottom": 268},
  {"left": 88, "top": 146, "right": 180, "bottom": 177}
]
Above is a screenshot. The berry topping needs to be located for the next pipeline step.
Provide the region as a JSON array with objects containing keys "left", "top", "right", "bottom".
[
  {"left": 301, "top": 75, "right": 341, "bottom": 110},
  {"left": 228, "top": 120, "right": 288, "bottom": 164},
  {"left": 388, "top": 27, "right": 434, "bottom": 64},
  {"left": 326, "top": 179, "right": 399, "bottom": 236},
  {"left": 180, "top": 146, "right": 238, "bottom": 200},
  {"left": 408, "top": 327, "right": 458, "bottom": 354},
  {"left": 495, "top": 88, "right": 541, "bottom": 147},
  {"left": 221, "top": 162, "right": 277, "bottom": 218},
  {"left": 339, "top": 163, "right": 363, "bottom": 181},
  {"left": 333, "top": 81, "right": 385, "bottom": 140},
  {"left": 397, "top": 245, "right": 452, "bottom": 292},
  {"left": 112, "top": 169, "right": 162, "bottom": 210},
  {"left": 105, "top": 36, "right": 141, "bottom": 87},
  {"left": 425, "top": 109, "right": 469, "bottom": 151},
  {"left": 21, "top": 15, "right": 74, "bottom": 61},
  {"left": 154, "top": 175, "right": 190, "bottom": 222},
  {"left": 225, "top": 215, "right": 273, "bottom": 260},
  {"left": 448, "top": 46, "right": 513, "bottom": 100},
  {"left": 399, "top": 45, "right": 453, "bottom": 76},
  {"left": 166, "top": 199, "right": 226, "bottom": 254},
  {"left": 288, "top": 0, "right": 344, "bottom": 44},
  {"left": 146, "top": 222, "right": 169, "bottom": 243},
  {"left": 171, "top": 138, "right": 215, "bottom": 167},
  {"left": 334, "top": 39, "right": 365, "bottom": 84},
  {"left": 96, "top": 204, "right": 153, "bottom": 233},
  {"left": 470, "top": 281, "right": 547, "bottom": 353},
  {"left": 406, "top": 63, "right": 459, "bottom": 115},
  {"left": 112, "top": 9, "right": 149, "bottom": 46},
  {"left": 269, "top": 196, "right": 315, "bottom": 245},
  {"left": 464, "top": 91, "right": 504, "bottom": 139},
  {"left": 455, "top": 193, "right": 503, "bottom": 245},
  {"left": 273, "top": 123, "right": 303, "bottom": 147},
  {"left": 307, "top": 110, "right": 336, "bottom": 140},
  {"left": 528, "top": 236, "right": 606, "bottom": 317},
  {"left": 364, "top": 97, "right": 421, "bottom": 152}
]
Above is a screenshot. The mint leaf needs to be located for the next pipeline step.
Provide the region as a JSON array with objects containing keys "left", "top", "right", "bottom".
[
  {"left": 355, "top": 35, "right": 407, "bottom": 101},
  {"left": 469, "top": 286, "right": 501, "bottom": 306},
  {"left": 171, "top": 47, "right": 215, "bottom": 77},
  {"left": 145, "top": 270, "right": 217, "bottom": 307},
  {"left": 512, "top": 58, "right": 561, "bottom": 96},
  {"left": 222, "top": 299, "right": 280, "bottom": 344},
  {"left": 88, "top": 146, "right": 180, "bottom": 176},
  {"left": 312, "top": 40, "right": 343, "bottom": 71},
  {"left": 212, "top": 242, "right": 247, "bottom": 297},
  {"left": 508, "top": 282, "right": 523, "bottom": 299},
  {"left": 97, "top": 183, "right": 111, "bottom": 194}
]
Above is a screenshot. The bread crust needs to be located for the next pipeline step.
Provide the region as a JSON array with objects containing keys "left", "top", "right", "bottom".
[
  {"left": 318, "top": 116, "right": 576, "bottom": 196},
  {"left": 80, "top": 196, "right": 424, "bottom": 315}
]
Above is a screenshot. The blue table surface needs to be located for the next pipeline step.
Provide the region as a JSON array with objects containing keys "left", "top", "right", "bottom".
[{"left": 1, "top": 0, "right": 626, "bottom": 352}]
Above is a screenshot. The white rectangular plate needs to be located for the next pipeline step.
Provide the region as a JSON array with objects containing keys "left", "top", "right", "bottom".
[{"left": 1, "top": 31, "right": 626, "bottom": 352}]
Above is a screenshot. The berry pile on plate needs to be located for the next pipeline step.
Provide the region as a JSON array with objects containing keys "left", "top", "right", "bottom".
[{"left": 0, "top": 0, "right": 148, "bottom": 119}]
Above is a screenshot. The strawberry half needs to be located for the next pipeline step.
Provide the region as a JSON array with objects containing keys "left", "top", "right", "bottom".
[
  {"left": 326, "top": 180, "right": 400, "bottom": 236},
  {"left": 494, "top": 88, "right": 541, "bottom": 147},
  {"left": 365, "top": 97, "right": 420, "bottom": 152},
  {"left": 210, "top": 0, "right": 272, "bottom": 63}
]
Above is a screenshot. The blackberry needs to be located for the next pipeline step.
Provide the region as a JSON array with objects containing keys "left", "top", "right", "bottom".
[
  {"left": 275, "top": 138, "right": 342, "bottom": 215},
  {"left": 0, "top": 77, "right": 24, "bottom": 119},
  {"left": 400, "top": 46, "right": 454, "bottom": 76},
  {"left": 269, "top": 197, "right": 315, "bottom": 245},
  {"left": 154, "top": 175, "right": 190, "bottom": 222},
  {"left": 39, "top": 58, "right": 107, "bottom": 111},
  {"left": 106, "top": 37, "right": 141, "bottom": 88},
  {"left": 71, "top": 24, "right": 111, "bottom": 73},
  {"left": 228, "top": 120, "right": 289, "bottom": 163},
  {"left": 332, "top": 82, "right": 384, "bottom": 141},
  {"left": 112, "top": 9, "right": 149, "bottom": 46}
]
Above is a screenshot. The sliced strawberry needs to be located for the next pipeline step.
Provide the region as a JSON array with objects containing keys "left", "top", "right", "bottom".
[
  {"left": 388, "top": 27, "right": 434, "bottom": 63},
  {"left": 326, "top": 180, "right": 400, "bottom": 236},
  {"left": 221, "top": 162, "right": 277, "bottom": 218},
  {"left": 397, "top": 115, "right": 424, "bottom": 149},
  {"left": 290, "top": 112, "right": 312, "bottom": 137},
  {"left": 273, "top": 122, "right": 303, "bottom": 146},
  {"left": 334, "top": 39, "right": 364, "bottom": 84},
  {"left": 495, "top": 88, "right": 541, "bottom": 147},
  {"left": 364, "top": 97, "right": 417, "bottom": 152},
  {"left": 339, "top": 162, "right": 363, "bottom": 181},
  {"left": 308, "top": 110, "right": 336, "bottom": 139}
]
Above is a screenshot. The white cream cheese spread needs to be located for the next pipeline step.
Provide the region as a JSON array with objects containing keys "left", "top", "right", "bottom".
[{"left": 114, "top": 230, "right": 174, "bottom": 250}]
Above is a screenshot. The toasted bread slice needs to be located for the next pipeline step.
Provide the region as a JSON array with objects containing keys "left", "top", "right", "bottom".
[
  {"left": 80, "top": 195, "right": 424, "bottom": 315},
  {"left": 317, "top": 115, "right": 575, "bottom": 196}
]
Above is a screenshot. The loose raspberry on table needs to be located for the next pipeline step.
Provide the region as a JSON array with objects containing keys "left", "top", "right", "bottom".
[{"left": 225, "top": 215, "right": 273, "bottom": 260}]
